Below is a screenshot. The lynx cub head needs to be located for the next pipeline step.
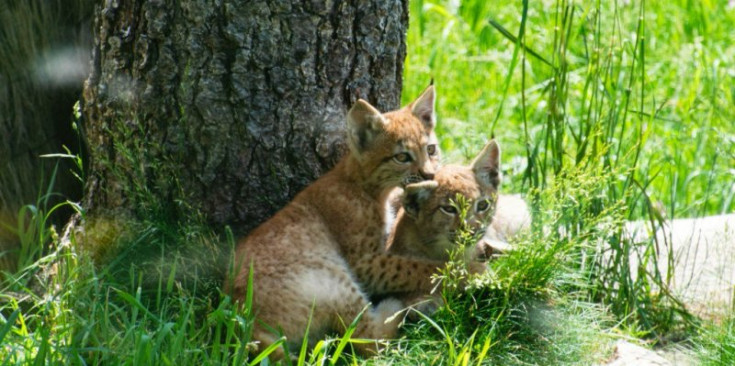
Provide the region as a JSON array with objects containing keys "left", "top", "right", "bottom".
[
  {"left": 387, "top": 140, "right": 501, "bottom": 262},
  {"left": 346, "top": 85, "right": 441, "bottom": 192}
]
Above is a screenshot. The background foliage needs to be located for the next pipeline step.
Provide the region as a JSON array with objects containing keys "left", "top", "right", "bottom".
[{"left": 1, "top": 0, "right": 734, "bottom": 364}]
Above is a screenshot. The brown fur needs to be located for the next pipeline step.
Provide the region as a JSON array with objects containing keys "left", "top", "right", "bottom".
[
  {"left": 226, "top": 86, "right": 452, "bottom": 359},
  {"left": 374, "top": 141, "right": 501, "bottom": 317},
  {"left": 386, "top": 140, "right": 533, "bottom": 265},
  {"left": 386, "top": 140, "right": 502, "bottom": 263}
]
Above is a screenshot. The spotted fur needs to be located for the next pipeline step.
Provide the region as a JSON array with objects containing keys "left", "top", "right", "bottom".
[
  {"left": 226, "top": 86, "right": 450, "bottom": 359},
  {"left": 386, "top": 140, "right": 502, "bottom": 264}
]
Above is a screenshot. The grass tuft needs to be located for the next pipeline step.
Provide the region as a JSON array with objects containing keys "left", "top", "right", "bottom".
[{"left": 2, "top": 0, "right": 735, "bottom": 364}]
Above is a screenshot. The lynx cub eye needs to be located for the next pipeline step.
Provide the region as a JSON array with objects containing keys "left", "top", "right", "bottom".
[
  {"left": 427, "top": 144, "right": 438, "bottom": 156},
  {"left": 476, "top": 199, "right": 491, "bottom": 212},
  {"left": 439, "top": 205, "right": 458, "bottom": 215},
  {"left": 393, "top": 152, "right": 413, "bottom": 164}
]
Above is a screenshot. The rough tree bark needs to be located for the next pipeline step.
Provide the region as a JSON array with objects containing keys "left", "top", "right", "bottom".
[{"left": 80, "top": 0, "right": 408, "bottom": 245}]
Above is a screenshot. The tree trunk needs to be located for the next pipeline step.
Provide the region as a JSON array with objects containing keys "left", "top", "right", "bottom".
[{"left": 81, "top": 0, "right": 408, "bottom": 244}]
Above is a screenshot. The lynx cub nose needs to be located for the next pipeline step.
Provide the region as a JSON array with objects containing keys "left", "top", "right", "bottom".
[{"left": 420, "top": 168, "right": 435, "bottom": 180}]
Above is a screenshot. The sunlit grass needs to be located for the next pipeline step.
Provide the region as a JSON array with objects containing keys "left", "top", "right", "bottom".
[
  {"left": 401, "top": 0, "right": 735, "bottom": 362},
  {"left": 2, "top": 0, "right": 735, "bottom": 365},
  {"left": 404, "top": 0, "right": 735, "bottom": 218},
  {"left": 697, "top": 317, "right": 735, "bottom": 365}
]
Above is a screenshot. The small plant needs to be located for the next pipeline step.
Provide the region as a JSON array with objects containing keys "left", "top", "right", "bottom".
[
  {"left": 0, "top": 161, "right": 82, "bottom": 278},
  {"left": 434, "top": 194, "right": 484, "bottom": 290}
]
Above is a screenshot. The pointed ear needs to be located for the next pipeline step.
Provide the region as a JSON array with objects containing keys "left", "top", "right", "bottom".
[
  {"left": 402, "top": 181, "right": 438, "bottom": 218},
  {"left": 347, "top": 99, "right": 388, "bottom": 153},
  {"left": 409, "top": 84, "right": 436, "bottom": 130},
  {"left": 471, "top": 140, "right": 501, "bottom": 188}
]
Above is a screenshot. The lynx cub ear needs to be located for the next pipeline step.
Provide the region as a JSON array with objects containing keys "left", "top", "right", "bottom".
[
  {"left": 402, "top": 180, "right": 439, "bottom": 218},
  {"left": 347, "top": 99, "right": 389, "bottom": 154},
  {"left": 409, "top": 84, "right": 436, "bottom": 130},
  {"left": 471, "top": 140, "right": 501, "bottom": 188}
]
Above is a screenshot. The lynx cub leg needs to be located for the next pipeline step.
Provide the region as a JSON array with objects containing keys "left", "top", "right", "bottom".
[
  {"left": 346, "top": 298, "right": 405, "bottom": 356},
  {"left": 240, "top": 255, "right": 405, "bottom": 358}
]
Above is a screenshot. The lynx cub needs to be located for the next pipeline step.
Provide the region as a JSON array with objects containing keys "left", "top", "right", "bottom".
[
  {"left": 227, "top": 86, "right": 451, "bottom": 358},
  {"left": 387, "top": 140, "right": 531, "bottom": 265},
  {"left": 386, "top": 140, "right": 503, "bottom": 264}
]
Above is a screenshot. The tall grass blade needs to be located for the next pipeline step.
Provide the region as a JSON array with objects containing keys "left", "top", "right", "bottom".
[
  {"left": 489, "top": 0, "right": 530, "bottom": 133},
  {"left": 0, "top": 308, "right": 20, "bottom": 345},
  {"left": 330, "top": 305, "right": 368, "bottom": 364},
  {"left": 297, "top": 302, "right": 316, "bottom": 366},
  {"left": 247, "top": 337, "right": 285, "bottom": 366}
]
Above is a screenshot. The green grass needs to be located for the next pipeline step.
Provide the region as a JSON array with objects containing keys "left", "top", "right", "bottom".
[
  {"left": 697, "top": 317, "right": 735, "bottom": 365},
  {"left": 404, "top": 0, "right": 735, "bottom": 218},
  {"left": 2, "top": 0, "right": 735, "bottom": 364},
  {"left": 400, "top": 0, "right": 734, "bottom": 362},
  {"left": 0, "top": 246, "right": 253, "bottom": 365}
]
